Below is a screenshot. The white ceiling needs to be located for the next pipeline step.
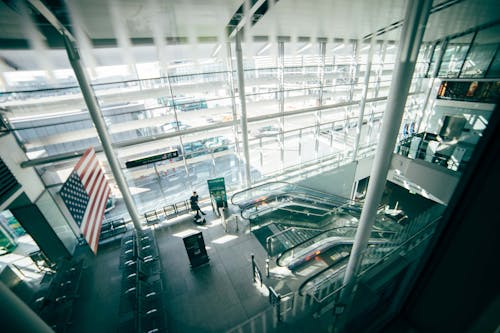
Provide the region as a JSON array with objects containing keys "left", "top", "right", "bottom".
[
  {"left": 0, "top": 0, "right": 499, "bottom": 71},
  {"left": 423, "top": 0, "right": 500, "bottom": 41},
  {"left": 0, "top": 0, "right": 499, "bottom": 44},
  {"left": 74, "top": 0, "right": 243, "bottom": 40},
  {"left": 250, "top": 0, "right": 406, "bottom": 41}
]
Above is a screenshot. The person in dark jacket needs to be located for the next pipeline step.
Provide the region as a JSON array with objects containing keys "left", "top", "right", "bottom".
[{"left": 190, "top": 191, "right": 206, "bottom": 216}]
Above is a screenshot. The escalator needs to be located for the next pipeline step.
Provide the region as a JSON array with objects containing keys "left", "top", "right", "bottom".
[
  {"left": 232, "top": 181, "right": 363, "bottom": 230},
  {"left": 276, "top": 227, "right": 392, "bottom": 271},
  {"left": 259, "top": 223, "right": 323, "bottom": 257}
]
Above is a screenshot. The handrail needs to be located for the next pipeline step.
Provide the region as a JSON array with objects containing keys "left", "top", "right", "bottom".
[
  {"left": 224, "top": 206, "right": 443, "bottom": 333},
  {"left": 243, "top": 182, "right": 359, "bottom": 207},
  {"left": 358, "top": 215, "right": 440, "bottom": 276},
  {"left": 298, "top": 256, "right": 350, "bottom": 296},
  {"left": 265, "top": 226, "right": 295, "bottom": 254},
  {"left": 307, "top": 215, "right": 441, "bottom": 303},
  {"left": 275, "top": 226, "right": 358, "bottom": 267},
  {"left": 232, "top": 181, "right": 361, "bottom": 219}
]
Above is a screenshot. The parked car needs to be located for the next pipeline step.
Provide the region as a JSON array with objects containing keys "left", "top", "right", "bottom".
[
  {"left": 161, "top": 121, "right": 191, "bottom": 132},
  {"left": 252, "top": 125, "right": 281, "bottom": 138},
  {"left": 203, "top": 136, "right": 230, "bottom": 152},
  {"left": 182, "top": 141, "right": 206, "bottom": 159}
]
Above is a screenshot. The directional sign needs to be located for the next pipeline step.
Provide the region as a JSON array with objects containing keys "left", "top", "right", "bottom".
[
  {"left": 207, "top": 177, "right": 227, "bottom": 208},
  {"left": 125, "top": 150, "right": 179, "bottom": 168}
]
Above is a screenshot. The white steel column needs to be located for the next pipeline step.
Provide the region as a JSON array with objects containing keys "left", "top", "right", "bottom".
[
  {"left": 278, "top": 41, "right": 285, "bottom": 170},
  {"left": 225, "top": 40, "right": 243, "bottom": 182},
  {"left": 352, "top": 40, "right": 375, "bottom": 162},
  {"left": 314, "top": 41, "right": 327, "bottom": 157},
  {"left": 62, "top": 34, "right": 143, "bottom": 231},
  {"left": 342, "top": 0, "right": 432, "bottom": 294},
  {"left": 235, "top": 32, "right": 252, "bottom": 188}
]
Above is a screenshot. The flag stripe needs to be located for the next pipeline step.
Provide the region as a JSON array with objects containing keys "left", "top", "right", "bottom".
[
  {"left": 74, "top": 147, "right": 93, "bottom": 172},
  {"left": 60, "top": 147, "right": 110, "bottom": 255},
  {"left": 87, "top": 183, "right": 110, "bottom": 254},
  {"left": 89, "top": 186, "right": 111, "bottom": 252},
  {"left": 84, "top": 175, "right": 107, "bottom": 238},
  {"left": 81, "top": 158, "right": 99, "bottom": 188},
  {"left": 89, "top": 177, "right": 109, "bottom": 240},
  {"left": 90, "top": 186, "right": 110, "bottom": 252},
  {"left": 82, "top": 172, "right": 105, "bottom": 236}
]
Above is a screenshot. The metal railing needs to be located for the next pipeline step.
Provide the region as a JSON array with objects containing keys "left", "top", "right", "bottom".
[{"left": 225, "top": 204, "right": 444, "bottom": 333}]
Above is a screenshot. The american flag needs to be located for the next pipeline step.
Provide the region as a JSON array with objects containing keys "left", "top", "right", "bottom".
[{"left": 60, "top": 147, "right": 111, "bottom": 254}]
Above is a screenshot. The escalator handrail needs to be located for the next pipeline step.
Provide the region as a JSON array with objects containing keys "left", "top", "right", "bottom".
[
  {"left": 243, "top": 199, "right": 338, "bottom": 220},
  {"left": 231, "top": 181, "right": 360, "bottom": 208},
  {"left": 231, "top": 181, "right": 289, "bottom": 206},
  {"left": 276, "top": 226, "right": 358, "bottom": 266},
  {"left": 300, "top": 218, "right": 441, "bottom": 299},
  {"left": 239, "top": 191, "right": 361, "bottom": 220},
  {"left": 298, "top": 256, "right": 350, "bottom": 296},
  {"left": 276, "top": 227, "right": 396, "bottom": 267}
]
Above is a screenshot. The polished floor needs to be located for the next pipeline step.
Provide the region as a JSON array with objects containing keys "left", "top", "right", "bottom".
[
  {"left": 71, "top": 209, "right": 272, "bottom": 333},
  {"left": 26, "top": 183, "right": 438, "bottom": 333}
]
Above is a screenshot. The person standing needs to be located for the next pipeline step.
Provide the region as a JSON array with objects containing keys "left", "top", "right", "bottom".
[{"left": 190, "top": 191, "right": 206, "bottom": 216}]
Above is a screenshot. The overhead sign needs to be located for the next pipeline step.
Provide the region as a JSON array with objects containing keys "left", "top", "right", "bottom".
[
  {"left": 125, "top": 150, "right": 179, "bottom": 168},
  {"left": 207, "top": 177, "right": 227, "bottom": 208}
]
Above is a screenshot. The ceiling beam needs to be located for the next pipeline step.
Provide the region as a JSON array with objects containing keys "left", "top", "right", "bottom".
[{"left": 26, "top": 0, "right": 75, "bottom": 42}]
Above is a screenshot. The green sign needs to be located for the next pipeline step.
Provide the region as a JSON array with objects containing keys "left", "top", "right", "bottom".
[
  {"left": 207, "top": 177, "right": 227, "bottom": 208},
  {"left": 125, "top": 150, "right": 179, "bottom": 168}
]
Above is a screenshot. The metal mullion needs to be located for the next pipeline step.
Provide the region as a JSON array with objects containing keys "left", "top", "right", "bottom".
[
  {"left": 165, "top": 72, "right": 190, "bottom": 179},
  {"left": 484, "top": 44, "right": 500, "bottom": 78},
  {"left": 425, "top": 41, "right": 439, "bottom": 78},
  {"left": 457, "top": 30, "right": 478, "bottom": 77}
]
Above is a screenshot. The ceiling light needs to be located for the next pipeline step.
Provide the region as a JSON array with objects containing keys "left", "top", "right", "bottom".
[
  {"left": 257, "top": 43, "right": 272, "bottom": 55},
  {"left": 297, "top": 43, "right": 312, "bottom": 54},
  {"left": 333, "top": 44, "right": 345, "bottom": 51},
  {"left": 387, "top": 44, "right": 396, "bottom": 50},
  {"left": 361, "top": 45, "right": 370, "bottom": 51}
]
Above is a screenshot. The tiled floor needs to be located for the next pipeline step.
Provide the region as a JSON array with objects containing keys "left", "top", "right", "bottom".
[{"left": 71, "top": 210, "right": 271, "bottom": 333}]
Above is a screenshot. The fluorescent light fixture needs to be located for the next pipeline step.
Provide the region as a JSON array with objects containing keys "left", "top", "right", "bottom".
[
  {"left": 173, "top": 229, "right": 199, "bottom": 238},
  {"left": 211, "top": 44, "right": 222, "bottom": 57},
  {"left": 297, "top": 43, "right": 312, "bottom": 54},
  {"left": 257, "top": 43, "right": 272, "bottom": 55},
  {"left": 212, "top": 234, "right": 239, "bottom": 244},
  {"left": 333, "top": 44, "right": 345, "bottom": 51}
]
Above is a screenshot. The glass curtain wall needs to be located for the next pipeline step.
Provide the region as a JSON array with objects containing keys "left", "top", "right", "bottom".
[
  {"left": 435, "top": 24, "right": 500, "bottom": 79},
  {"left": 2, "top": 22, "right": 497, "bottom": 220}
]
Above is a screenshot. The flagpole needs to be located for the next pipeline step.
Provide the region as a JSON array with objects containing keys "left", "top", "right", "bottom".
[{"left": 62, "top": 33, "right": 143, "bottom": 232}]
